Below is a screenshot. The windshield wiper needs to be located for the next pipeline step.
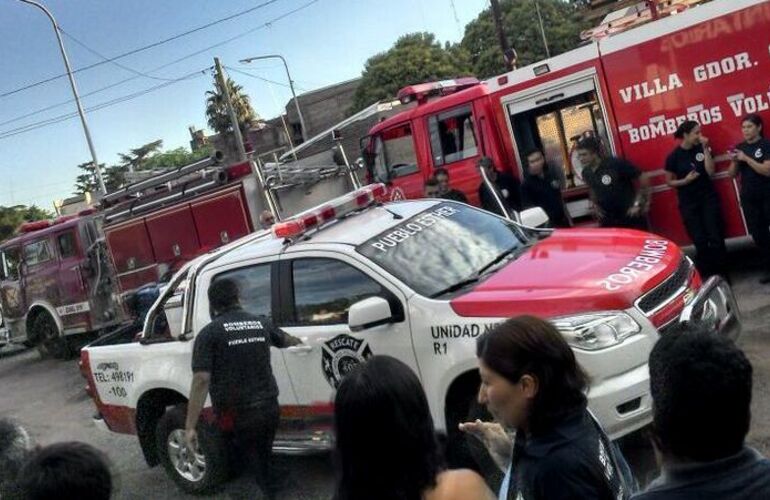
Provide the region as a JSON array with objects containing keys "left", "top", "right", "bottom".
[{"left": 430, "top": 277, "right": 481, "bottom": 298}]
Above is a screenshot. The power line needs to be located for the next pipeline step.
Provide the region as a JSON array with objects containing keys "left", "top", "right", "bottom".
[
  {"left": 0, "top": 69, "right": 210, "bottom": 141},
  {"left": 1, "top": 0, "right": 286, "bottom": 99},
  {"left": 0, "top": 0, "right": 321, "bottom": 128},
  {"left": 226, "top": 66, "right": 307, "bottom": 92}
]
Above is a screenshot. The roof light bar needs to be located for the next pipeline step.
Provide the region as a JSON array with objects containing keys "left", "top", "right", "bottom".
[{"left": 272, "top": 183, "right": 387, "bottom": 239}]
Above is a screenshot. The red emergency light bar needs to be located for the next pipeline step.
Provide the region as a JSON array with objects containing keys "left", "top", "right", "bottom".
[
  {"left": 272, "top": 183, "right": 387, "bottom": 239},
  {"left": 397, "top": 77, "right": 480, "bottom": 105}
]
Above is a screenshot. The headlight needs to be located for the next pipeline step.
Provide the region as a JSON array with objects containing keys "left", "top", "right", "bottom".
[{"left": 553, "top": 312, "right": 641, "bottom": 351}]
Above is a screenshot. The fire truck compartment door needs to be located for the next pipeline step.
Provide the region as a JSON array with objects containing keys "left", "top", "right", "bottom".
[
  {"left": 145, "top": 206, "right": 201, "bottom": 264},
  {"left": 191, "top": 189, "right": 251, "bottom": 251}
]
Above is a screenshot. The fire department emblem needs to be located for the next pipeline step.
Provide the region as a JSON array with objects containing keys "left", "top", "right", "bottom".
[
  {"left": 321, "top": 334, "right": 373, "bottom": 388},
  {"left": 696, "top": 152, "right": 705, "bottom": 162},
  {"left": 601, "top": 174, "right": 612, "bottom": 186},
  {"left": 390, "top": 187, "right": 405, "bottom": 201},
  {"left": 755, "top": 148, "right": 763, "bottom": 159}
]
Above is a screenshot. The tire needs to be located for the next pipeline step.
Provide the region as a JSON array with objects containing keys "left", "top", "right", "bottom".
[
  {"left": 445, "top": 394, "right": 504, "bottom": 493},
  {"left": 31, "top": 313, "right": 71, "bottom": 360},
  {"left": 156, "top": 405, "right": 229, "bottom": 494}
]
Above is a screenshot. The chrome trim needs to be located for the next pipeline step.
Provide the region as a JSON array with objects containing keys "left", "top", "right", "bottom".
[{"left": 680, "top": 276, "right": 741, "bottom": 340}]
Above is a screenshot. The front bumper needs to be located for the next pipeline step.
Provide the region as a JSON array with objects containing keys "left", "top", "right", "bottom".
[{"left": 680, "top": 276, "right": 741, "bottom": 340}]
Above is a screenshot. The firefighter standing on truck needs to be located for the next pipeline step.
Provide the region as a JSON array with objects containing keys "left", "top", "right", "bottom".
[
  {"left": 185, "top": 278, "right": 302, "bottom": 499},
  {"left": 577, "top": 137, "right": 650, "bottom": 230},
  {"left": 664, "top": 121, "right": 728, "bottom": 280},
  {"left": 729, "top": 113, "right": 770, "bottom": 285}
]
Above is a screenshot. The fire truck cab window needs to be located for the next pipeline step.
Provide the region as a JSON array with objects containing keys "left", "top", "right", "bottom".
[
  {"left": 1, "top": 248, "right": 21, "bottom": 281},
  {"left": 429, "top": 105, "right": 478, "bottom": 166},
  {"left": 23, "top": 240, "right": 52, "bottom": 267},
  {"left": 290, "top": 258, "right": 384, "bottom": 326},
  {"left": 372, "top": 124, "right": 419, "bottom": 181},
  {"left": 213, "top": 263, "right": 272, "bottom": 320},
  {"left": 57, "top": 231, "right": 77, "bottom": 259}
]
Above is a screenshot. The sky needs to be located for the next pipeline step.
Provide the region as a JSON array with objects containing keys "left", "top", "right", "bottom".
[{"left": 0, "top": 0, "right": 488, "bottom": 208}]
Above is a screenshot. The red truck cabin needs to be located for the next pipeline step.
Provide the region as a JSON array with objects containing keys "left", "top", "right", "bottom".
[
  {"left": 0, "top": 213, "right": 121, "bottom": 346},
  {"left": 365, "top": 0, "right": 770, "bottom": 245}
]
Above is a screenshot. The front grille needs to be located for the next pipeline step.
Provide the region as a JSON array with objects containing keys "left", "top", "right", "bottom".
[{"left": 637, "top": 258, "right": 691, "bottom": 314}]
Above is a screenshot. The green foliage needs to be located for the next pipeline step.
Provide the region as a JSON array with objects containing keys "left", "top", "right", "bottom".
[
  {"left": 205, "top": 76, "right": 258, "bottom": 137},
  {"left": 73, "top": 162, "right": 125, "bottom": 195},
  {"left": 118, "top": 139, "right": 164, "bottom": 171},
  {"left": 461, "top": 0, "right": 590, "bottom": 79},
  {"left": 0, "top": 205, "right": 54, "bottom": 241},
  {"left": 142, "top": 145, "right": 213, "bottom": 170},
  {"left": 350, "top": 32, "right": 473, "bottom": 113}
]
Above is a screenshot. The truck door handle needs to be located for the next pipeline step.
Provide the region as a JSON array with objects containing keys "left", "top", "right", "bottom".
[{"left": 287, "top": 345, "right": 314, "bottom": 354}]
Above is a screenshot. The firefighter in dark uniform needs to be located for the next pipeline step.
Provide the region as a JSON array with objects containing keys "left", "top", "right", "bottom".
[
  {"left": 578, "top": 137, "right": 650, "bottom": 230},
  {"left": 478, "top": 157, "right": 522, "bottom": 217},
  {"left": 729, "top": 113, "right": 770, "bottom": 284},
  {"left": 520, "top": 149, "right": 571, "bottom": 228},
  {"left": 185, "top": 278, "right": 301, "bottom": 499},
  {"left": 665, "top": 120, "right": 728, "bottom": 279},
  {"left": 434, "top": 167, "right": 468, "bottom": 203}
]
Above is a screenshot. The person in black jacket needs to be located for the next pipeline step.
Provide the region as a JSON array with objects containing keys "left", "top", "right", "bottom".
[
  {"left": 665, "top": 121, "right": 727, "bottom": 279},
  {"left": 633, "top": 323, "right": 770, "bottom": 499},
  {"left": 728, "top": 113, "right": 770, "bottom": 284},
  {"left": 520, "top": 149, "right": 571, "bottom": 228},
  {"left": 185, "top": 278, "right": 301, "bottom": 499},
  {"left": 477, "top": 157, "right": 522, "bottom": 217},
  {"left": 461, "top": 316, "right": 632, "bottom": 500},
  {"left": 434, "top": 167, "right": 468, "bottom": 203}
]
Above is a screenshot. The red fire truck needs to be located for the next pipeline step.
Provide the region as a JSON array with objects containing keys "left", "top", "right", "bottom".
[
  {"left": 364, "top": 0, "right": 769, "bottom": 245},
  {"left": 0, "top": 154, "right": 360, "bottom": 358}
]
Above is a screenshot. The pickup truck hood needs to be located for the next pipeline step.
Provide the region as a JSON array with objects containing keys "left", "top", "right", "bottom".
[{"left": 450, "top": 229, "right": 683, "bottom": 318}]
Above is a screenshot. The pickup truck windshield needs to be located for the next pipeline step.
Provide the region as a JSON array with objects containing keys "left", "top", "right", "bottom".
[{"left": 357, "top": 203, "right": 528, "bottom": 297}]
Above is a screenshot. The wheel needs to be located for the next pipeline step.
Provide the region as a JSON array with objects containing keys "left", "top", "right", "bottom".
[
  {"left": 156, "top": 405, "right": 229, "bottom": 494},
  {"left": 445, "top": 392, "right": 504, "bottom": 492},
  {"left": 31, "top": 313, "right": 71, "bottom": 360}
]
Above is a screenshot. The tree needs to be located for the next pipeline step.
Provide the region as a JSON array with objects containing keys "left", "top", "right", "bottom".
[
  {"left": 205, "top": 75, "right": 258, "bottom": 137},
  {"left": 142, "top": 145, "right": 213, "bottom": 170},
  {"left": 0, "top": 205, "right": 54, "bottom": 241},
  {"left": 118, "top": 139, "right": 164, "bottom": 172},
  {"left": 73, "top": 162, "right": 126, "bottom": 194},
  {"left": 350, "top": 32, "right": 473, "bottom": 113},
  {"left": 461, "top": 0, "right": 590, "bottom": 79}
]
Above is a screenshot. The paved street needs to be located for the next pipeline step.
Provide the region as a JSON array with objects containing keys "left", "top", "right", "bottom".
[{"left": 1, "top": 245, "right": 769, "bottom": 500}]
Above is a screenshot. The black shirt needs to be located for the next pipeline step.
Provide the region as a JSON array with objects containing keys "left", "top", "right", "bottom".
[
  {"left": 441, "top": 189, "right": 468, "bottom": 203},
  {"left": 735, "top": 138, "right": 770, "bottom": 198},
  {"left": 504, "top": 408, "right": 625, "bottom": 500},
  {"left": 665, "top": 144, "right": 717, "bottom": 206},
  {"left": 192, "top": 308, "right": 293, "bottom": 411},
  {"left": 479, "top": 172, "right": 522, "bottom": 216},
  {"left": 582, "top": 157, "right": 641, "bottom": 217},
  {"left": 521, "top": 173, "right": 570, "bottom": 228},
  {"left": 632, "top": 447, "right": 770, "bottom": 500}
]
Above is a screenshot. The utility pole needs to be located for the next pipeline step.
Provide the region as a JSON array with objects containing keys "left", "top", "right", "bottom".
[
  {"left": 489, "top": 0, "right": 516, "bottom": 70},
  {"left": 534, "top": 0, "right": 551, "bottom": 58},
  {"left": 20, "top": 0, "right": 107, "bottom": 194},
  {"left": 213, "top": 57, "right": 247, "bottom": 162}
]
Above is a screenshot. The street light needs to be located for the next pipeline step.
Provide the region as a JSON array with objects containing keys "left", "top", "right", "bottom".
[
  {"left": 239, "top": 54, "right": 308, "bottom": 143},
  {"left": 19, "top": 0, "right": 107, "bottom": 194}
]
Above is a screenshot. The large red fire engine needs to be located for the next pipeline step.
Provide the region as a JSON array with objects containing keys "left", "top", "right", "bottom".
[
  {"left": 0, "top": 153, "right": 360, "bottom": 357},
  {"left": 364, "top": 0, "right": 769, "bottom": 245}
]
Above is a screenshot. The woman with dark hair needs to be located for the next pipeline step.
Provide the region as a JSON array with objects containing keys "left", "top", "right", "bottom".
[
  {"left": 729, "top": 114, "right": 770, "bottom": 284},
  {"left": 461, "top": 316, "right": 631, "bottom": 500},
  {"left": 664, "top": 120, "right": 727, "bottom": 279},
  {"left": 334, "top": 355, "right": 494, "bottom": 500}
]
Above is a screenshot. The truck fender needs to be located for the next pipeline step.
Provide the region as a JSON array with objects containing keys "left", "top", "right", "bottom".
[
  {"left": 433, "top": 360, "right": 481, "bottom": 432},
  {"left": 135, "top": 387, "right": 187, "bottom": 467},
  {"left": 26, "top": 301, "right": 63, "bottom": 339}
]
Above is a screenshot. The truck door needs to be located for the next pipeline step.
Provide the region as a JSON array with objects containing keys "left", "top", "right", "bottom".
[
  {"left": 22, "top": 238, "right": 59, "bottom": 311},
  {"left": 502, "top": 73, "right": 614, "bottom": 224},
  {"left": 0, "top": 246, "right": 25, "bottom": 336},
  {"left": 426, "top": 104, "right": 483, "bottom": 205},
  {"left": 54, "top": 229, "right": 89, "bottom": 331},
  {"left": 276, "top": 253, "right": 415, "bottom": 424},
  {"left": 369, "top": 122, "right": 425, "bottom": 201}
]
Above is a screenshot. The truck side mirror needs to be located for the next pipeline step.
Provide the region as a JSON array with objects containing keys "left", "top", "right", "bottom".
[
  {"left": 348, "top": 297, "right": 393, "bottom": 332},
  {"left": 519, "top": 207, "right": 550, "bottom": 228}
]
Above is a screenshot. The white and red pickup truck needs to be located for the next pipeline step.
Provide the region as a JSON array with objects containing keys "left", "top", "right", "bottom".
[{"left": 80, "top": 184, "right": 740, "bottom": 493}]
